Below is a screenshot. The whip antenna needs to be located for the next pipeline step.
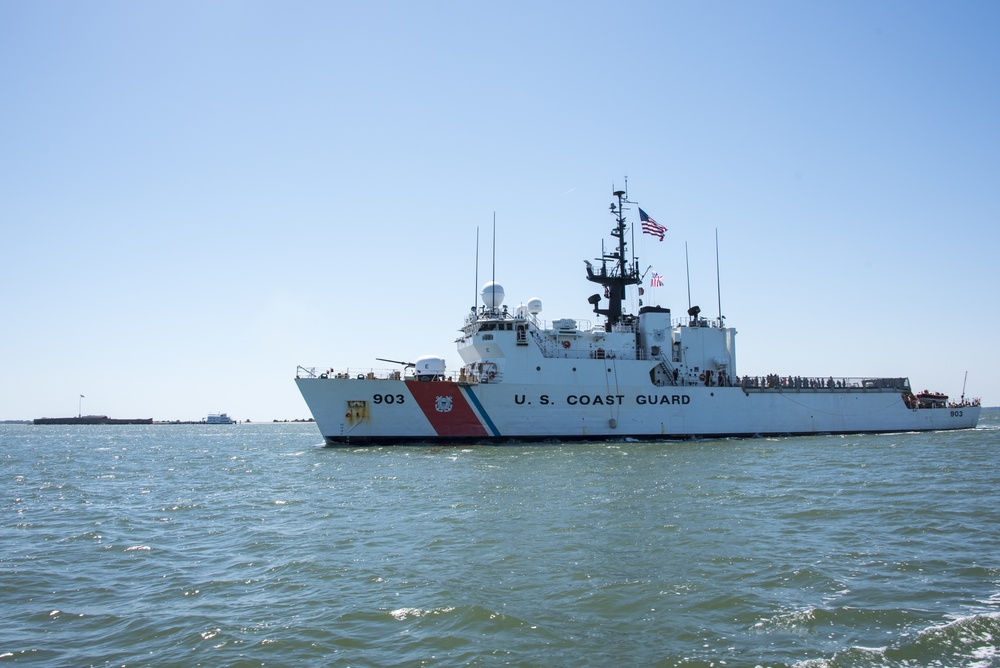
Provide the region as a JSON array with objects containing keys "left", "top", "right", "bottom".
[
  {"left": 492, "top": 212, "right": 496, "bottom": 300},
  {"left": 716, "top": 228, "right": 724, "bottom": 325},
  {"left": 685, "top": 241, "right": 692, "bottom": 311},
  {"left": 474, "top": 226, "right": 480, "bottom": 312}
]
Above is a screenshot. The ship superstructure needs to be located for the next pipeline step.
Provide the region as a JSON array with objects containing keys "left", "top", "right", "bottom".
[{"left": 296, "top": 188, "right": 980, "bottom": 444}]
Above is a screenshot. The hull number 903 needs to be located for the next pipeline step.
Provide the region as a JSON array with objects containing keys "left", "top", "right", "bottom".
[{"left": 373, "top": 394, "right": 405, "bottom": 405}]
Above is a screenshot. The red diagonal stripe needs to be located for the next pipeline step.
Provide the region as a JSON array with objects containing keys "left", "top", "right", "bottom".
[{"left": 404, "top": 380, "right": 488, "bottom": 437}]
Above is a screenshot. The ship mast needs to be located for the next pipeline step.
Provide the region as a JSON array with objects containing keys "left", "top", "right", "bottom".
[{"left": 585, "top": 188, "right": 641, "bottom": 329}]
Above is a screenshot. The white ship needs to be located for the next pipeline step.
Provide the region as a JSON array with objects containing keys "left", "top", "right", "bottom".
[
  {"left": 206, "top": 413, "right": 234, "bottom": 424},
  {"left": 296, "top": 188, "right": 981, "bottom": 445}
]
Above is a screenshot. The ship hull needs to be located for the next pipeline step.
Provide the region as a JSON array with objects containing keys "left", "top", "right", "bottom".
[{"left": 295, "top": 378, "right": 981, "bottom": 445}]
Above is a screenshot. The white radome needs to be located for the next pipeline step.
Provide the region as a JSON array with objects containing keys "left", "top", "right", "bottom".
[{"left": 481, "top": 281, "right": 505, "bottom": 309}]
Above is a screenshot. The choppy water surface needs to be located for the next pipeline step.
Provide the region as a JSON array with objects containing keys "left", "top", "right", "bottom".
[{"left": 3, "top": 412, "right": 999, "bottom": 667}]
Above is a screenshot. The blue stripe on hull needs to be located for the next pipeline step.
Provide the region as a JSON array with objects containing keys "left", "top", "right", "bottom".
[{"left": 461, "top": 385, "right": 501, "bottom": 437}]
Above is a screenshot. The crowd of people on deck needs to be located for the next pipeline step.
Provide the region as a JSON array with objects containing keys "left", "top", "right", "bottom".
[{"left": 739, "top": 375, "right": 851, "bottom": 389}]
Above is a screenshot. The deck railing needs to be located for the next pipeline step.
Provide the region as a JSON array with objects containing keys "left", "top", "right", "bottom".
[{"left": 737, "top": 376, "right": 910, "bottom": 391}]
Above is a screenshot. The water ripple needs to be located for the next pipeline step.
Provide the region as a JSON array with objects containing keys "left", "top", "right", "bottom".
[{"left": 1, "top": 416, "right": 999, "bottom": 666}]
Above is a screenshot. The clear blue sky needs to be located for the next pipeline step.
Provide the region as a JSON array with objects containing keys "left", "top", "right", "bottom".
[{"left": 2, "top": 1, "right": 998, "bottom": 421}]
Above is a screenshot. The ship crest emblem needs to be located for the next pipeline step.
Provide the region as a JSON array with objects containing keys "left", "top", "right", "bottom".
[{"left": 435, "top": 396, "right": 454, "bottom": 413}]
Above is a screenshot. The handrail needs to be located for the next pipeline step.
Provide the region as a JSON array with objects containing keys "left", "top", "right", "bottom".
[
  {"left": 737, "top": 376, "right": 910, "bottom": 390},
  {"left": 298, "top": 366, "right": 464, "bottom": 382}
]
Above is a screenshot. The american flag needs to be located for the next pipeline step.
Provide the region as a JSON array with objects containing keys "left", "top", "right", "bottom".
[
  {"left": 650, "top": 272, "right": 663, "bottom": 287},
  {"left": 639, "top": 208, "right": 666, "bottom": 241}
]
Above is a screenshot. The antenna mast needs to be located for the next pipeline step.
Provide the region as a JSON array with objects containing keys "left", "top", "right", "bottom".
[
  {"left": 474, "top": 226, "right": 480, "bottom": 312},
  {"left": 715, "top": 228, "right": 724, "bottom": 326},
  {"left": 685, "top": 241, "right": 692, "bottom": 311},
  {"left": 492, "top": 212, "right": 496, "bottom": 306},
  {"left": 584, "top": 187, "right": 641, "bottom": 328}
]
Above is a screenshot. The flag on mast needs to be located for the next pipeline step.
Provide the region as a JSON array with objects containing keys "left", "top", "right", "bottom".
[
  {"left": 639, "top": 208, "right": 666, "bottom": 241},
  {"left": 650, "top": 272, "right": 663, "bottom": 287}
]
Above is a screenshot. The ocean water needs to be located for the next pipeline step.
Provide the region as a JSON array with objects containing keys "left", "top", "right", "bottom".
[{"left": 2, "top": 412, "right": 999, "bottom": 668}]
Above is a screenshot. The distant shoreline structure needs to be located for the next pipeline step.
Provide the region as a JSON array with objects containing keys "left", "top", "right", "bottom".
[
  {"left": 33, "top": 416, "right": 153, "bottom": 425},
  {"left": 24, "top": 417, "right": 315, "bottom": 425}
]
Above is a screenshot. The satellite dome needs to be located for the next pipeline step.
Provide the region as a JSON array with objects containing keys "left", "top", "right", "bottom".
[
  {"left": 481, "top": 281, "right": 505, "bottom": 309},
  {"left": 515, "top": 303, "right": 528, "bottom": 318},
  {"left": 527, "top": 298, "right": 542, "bottom": 314}
]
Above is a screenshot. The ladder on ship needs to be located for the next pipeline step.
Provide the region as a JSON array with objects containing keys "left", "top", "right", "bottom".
[{"left": 650, "top": 352, "right": 679, "bottom": 387}]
